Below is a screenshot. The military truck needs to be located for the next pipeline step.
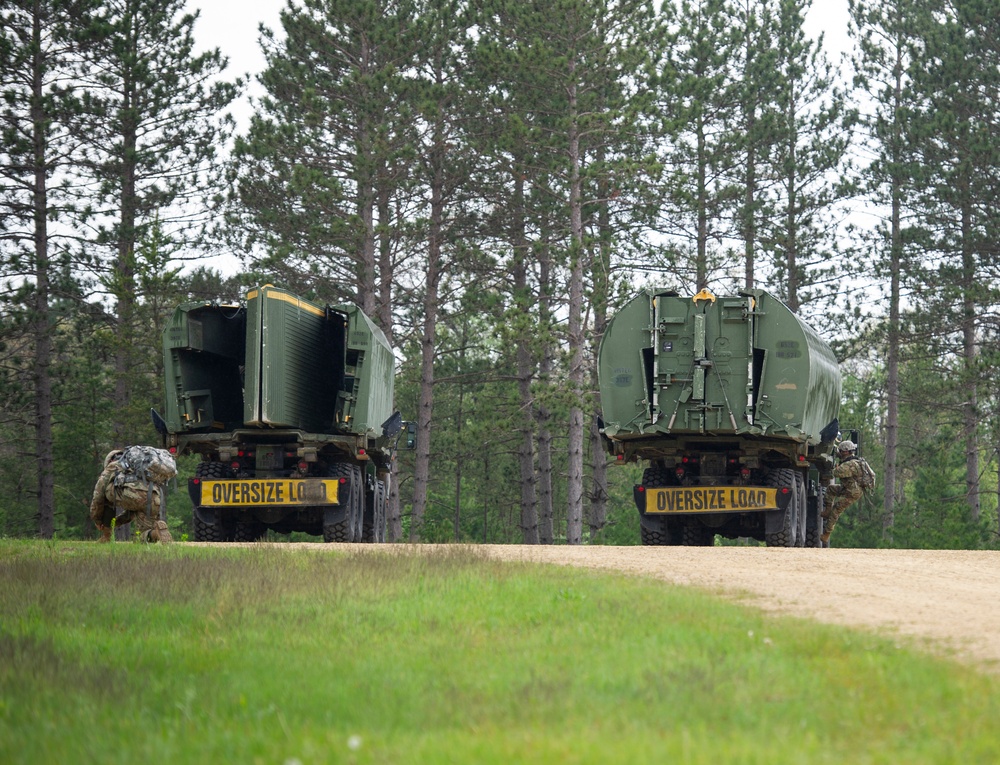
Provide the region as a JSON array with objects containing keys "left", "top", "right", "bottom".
[
  {"left": 154, "top": 285, "right": 407, "bottom": 543},
  {"left": 598, "top": 288, "right": 842, "bottom": 547}
]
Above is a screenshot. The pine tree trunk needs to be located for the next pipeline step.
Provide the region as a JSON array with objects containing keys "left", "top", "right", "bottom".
[
  {"left": 588, "top": 182, "right": 611, "bottom": 542},
  {"left": 696, "top": 111, "right": 709, "bottom": 290},
  {"left": 537, "top": 242, "right": 555, "bottom": 544},
  {"left": 410, "top": 125, "right": 448, "bottom": 541},
  {"left": 961, "top": 202, "right": 980, "bottom": 523},
  {"left": 30, "top": 25, "right": 55, "bottom": 538},
  {"left": 114, "top": 73, "right": 138, "bottom": 446},
  {"left": 513, "top": 179, "right": 539, "bottom": 544},
  {"left": 565, "top": 75, "right": 585, "bottom": 546},
  {"left": 883, "top": 48, "right": 904, "bottom": 538}
]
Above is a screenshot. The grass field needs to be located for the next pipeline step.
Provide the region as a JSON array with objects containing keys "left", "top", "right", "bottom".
[{"left": 1, "top": 540, "right": 998, "bottom": 764}]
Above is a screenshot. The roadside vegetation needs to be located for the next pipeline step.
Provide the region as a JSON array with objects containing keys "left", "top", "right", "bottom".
[{"left": 1, "top": 541, "right": 997, "bottom": 764}]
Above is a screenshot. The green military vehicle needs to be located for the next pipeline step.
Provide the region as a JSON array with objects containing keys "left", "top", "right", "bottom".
[
  {"left": 598, "top": 288, "right": 842, "bottom": 547},
  {"left": 155, "top": 285, "right": 407, "bottom": 543}
]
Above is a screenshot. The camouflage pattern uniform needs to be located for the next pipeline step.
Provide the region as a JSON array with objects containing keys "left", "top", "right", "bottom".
[
  {"left": 821, "top": 455, "right": 865, "bottom": 544},
  {"left": 90, "top": 450, "right": 172, "bottom": 543}
]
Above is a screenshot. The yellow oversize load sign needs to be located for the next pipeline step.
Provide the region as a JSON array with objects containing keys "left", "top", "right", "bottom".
[
  {"left": 642, "top": 486, "right": 780, "bottom": 514},
  {"left": 199, "top": 479, "right": 340, "bottom": 507}
]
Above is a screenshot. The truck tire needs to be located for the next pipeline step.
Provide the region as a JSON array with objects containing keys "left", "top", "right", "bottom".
[
  {"left": 764, "top": 468, "right": 801, "bottom": 547},
  {"left": 681, "top": 522, "right": 716, "bottom": 546},
  {"left": 193, "top": 462, "right": 235, "bottom": 542},
  {"left": 234, "top": 520, "right": 266, "bottom": 542},
  {"left": 322, "top": 463, "right": 363, "bottom": 543},
  {"left": 639, "top": 465, "right": 682, "bottom": 545},
  {"left": 362, "top": 477, "right": 387, "bottom": 543},
  {"left": 641, "top": 516, "right": 676, "bottom": 545}
]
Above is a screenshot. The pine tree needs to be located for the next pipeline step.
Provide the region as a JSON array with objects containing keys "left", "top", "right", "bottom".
[
  {"left": 849, "top": 0, "right": 918, "bottom": 536},
  {"left": 0, "top": 0, "right": 101, "bottom": 537},
  {"left": 903, "top": 0, "right": 1000, "bottom": 523},
  {"left": 406, "top": 0, "right": 476, "bottom": 542},
  {"left": 231, "top": 0, "right": 420, "bottom": 335},
  {"left": 730, "top": 0, "right": 782, "bottom": 288},
  {"left": 763, "top": 0, "right": 853, "bottom": 317},
  {"left": 472, "top": 0, "right": 659, "bottom": 544},
  {"left": 654, "top": 0, "right": 741, "bottom": 289},
  {"left": 79, "top": 0, "right": 238, "bottom": 445}
]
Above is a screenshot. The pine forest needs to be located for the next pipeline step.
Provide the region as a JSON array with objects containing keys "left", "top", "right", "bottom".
[{"left": 1, "top": 0, "right": 998, "bottom": 548}]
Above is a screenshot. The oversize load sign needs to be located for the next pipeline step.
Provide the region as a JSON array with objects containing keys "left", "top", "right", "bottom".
[
  {"left": 199, "top": 479, "right": 340, "bottom": 507},
  {"left": 642, "top": 486, "right": 780, "bottom": 514}
]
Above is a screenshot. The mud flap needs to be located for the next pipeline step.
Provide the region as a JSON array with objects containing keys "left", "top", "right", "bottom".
[
  {"left": 764, "top": 509, "right": 787, "bottom": 536},
  {"left": 633, "top": 486, "right": 647, "bottom": 514},
  {"left": 764, "top": 489, "right": 795, "bottom": 535},
  {"left": 193, "top": 505, "right": 217, "bottom": 526},
  {"left": 323, "top": 506, "right": 348, "bottom": 528}
]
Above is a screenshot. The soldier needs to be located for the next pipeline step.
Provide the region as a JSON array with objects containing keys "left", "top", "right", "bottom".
[
  {"left": 821, "top": 440, "right": 872, "bottom": 545},
  {"left": 90, "top": 449, "right": 173, "bottom": 543}
]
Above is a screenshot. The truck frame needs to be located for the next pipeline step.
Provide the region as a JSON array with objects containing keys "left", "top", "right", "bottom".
[
  {"left": 599, "top": 288, "right": 842, "bottom": 547},
  {"left": 155, "top": 285, "right": 406, "bottom": 543}
]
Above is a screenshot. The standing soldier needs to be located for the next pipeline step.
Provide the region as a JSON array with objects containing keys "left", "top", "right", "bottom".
[
  {"left": 90, "top": 448, "right": 175, "bottom": 543},
  {"left": 821, "top": 440, "right": 874, "bottom": 545}
]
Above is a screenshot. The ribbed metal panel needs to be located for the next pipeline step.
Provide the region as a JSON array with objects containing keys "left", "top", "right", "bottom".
[
  {"left": 335, "top": 304, "right": 395, "bottom": 435},
  {"left": 246, "top": 286, "right": 333, "bottom": 430},
  {"left": 599, "top": 288, "right": 840, "bottom": 445}
]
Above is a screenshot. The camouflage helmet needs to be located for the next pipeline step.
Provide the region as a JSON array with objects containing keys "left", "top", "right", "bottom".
[
  {"left": 837, "top": 440, "right": 857, "bottom": 454},
  {"left": 103, "top": 449, "right": 124, "bottom": 469}
]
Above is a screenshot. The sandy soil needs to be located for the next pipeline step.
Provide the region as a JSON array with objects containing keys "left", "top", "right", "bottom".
[{"left": 209, "top": 542, "right": 1000, "bottom": 670}]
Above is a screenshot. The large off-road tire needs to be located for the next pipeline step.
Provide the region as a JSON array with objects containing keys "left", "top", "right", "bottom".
[
  {"left": 641, "top": 516, "right": 677, "bottom": 545},
  {"left": 764, "top": 468, "right": 801, "bottom": 547},
  {"left": 362, "top": 475, "right": 387, "bottom": 543},
  {"left": 639, "top": 464, "right": 682, "bottom": 545},
  {"left": 193, "top": 462, "right": 235, "bottom": 542},
  {"left": 322, "top": 463, "right": 363, "bottom": 543},
  {"left": 681, "top": 522, "right": 716, "bottom": 546},
  {"left": 234, "top": 519, "right": 267, "bottom": 542}
]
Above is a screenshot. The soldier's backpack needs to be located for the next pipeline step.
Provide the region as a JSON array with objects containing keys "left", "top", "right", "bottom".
[
  {"left": 856, "top": 458, "right": 877, "bottom": 492},
  {"left": 111, "top": 446, "right": 178, "bottom": 515},
  {"left": 117, "top": 445, "right": 177, "bottom": 485}
]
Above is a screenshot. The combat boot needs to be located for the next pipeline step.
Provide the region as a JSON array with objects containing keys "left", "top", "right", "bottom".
[
  {"left": 97, "top": 525, "right": 112, "bottom": 543},
  {"left": 150, "top": 520, "right": 173, "bottom": 544}
]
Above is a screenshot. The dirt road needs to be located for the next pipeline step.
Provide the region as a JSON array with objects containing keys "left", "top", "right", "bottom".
[{"left": 475, "top": 545, "right": 1000, "bottom": 670}]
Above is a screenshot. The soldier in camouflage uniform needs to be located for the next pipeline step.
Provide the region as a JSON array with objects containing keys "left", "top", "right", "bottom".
[
  {"left": 90, "top": 450, "right": 173, "bottom": 543},
  {"left": 821, "top": 440, "right": 866, "bottom": 544}
]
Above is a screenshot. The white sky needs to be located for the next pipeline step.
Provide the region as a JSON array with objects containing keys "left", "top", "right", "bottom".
[{"left": 192, "top": 0, "right": 855, "bottom": 132}]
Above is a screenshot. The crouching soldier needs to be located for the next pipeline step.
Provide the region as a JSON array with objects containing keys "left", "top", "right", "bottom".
[{"left": 90, "top": 447, "right": 177, "bottom": 543}]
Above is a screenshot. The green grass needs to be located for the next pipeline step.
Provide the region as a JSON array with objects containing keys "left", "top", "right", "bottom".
[{"left": 1, "top": 540, "right": 997, "bottom": 764}]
